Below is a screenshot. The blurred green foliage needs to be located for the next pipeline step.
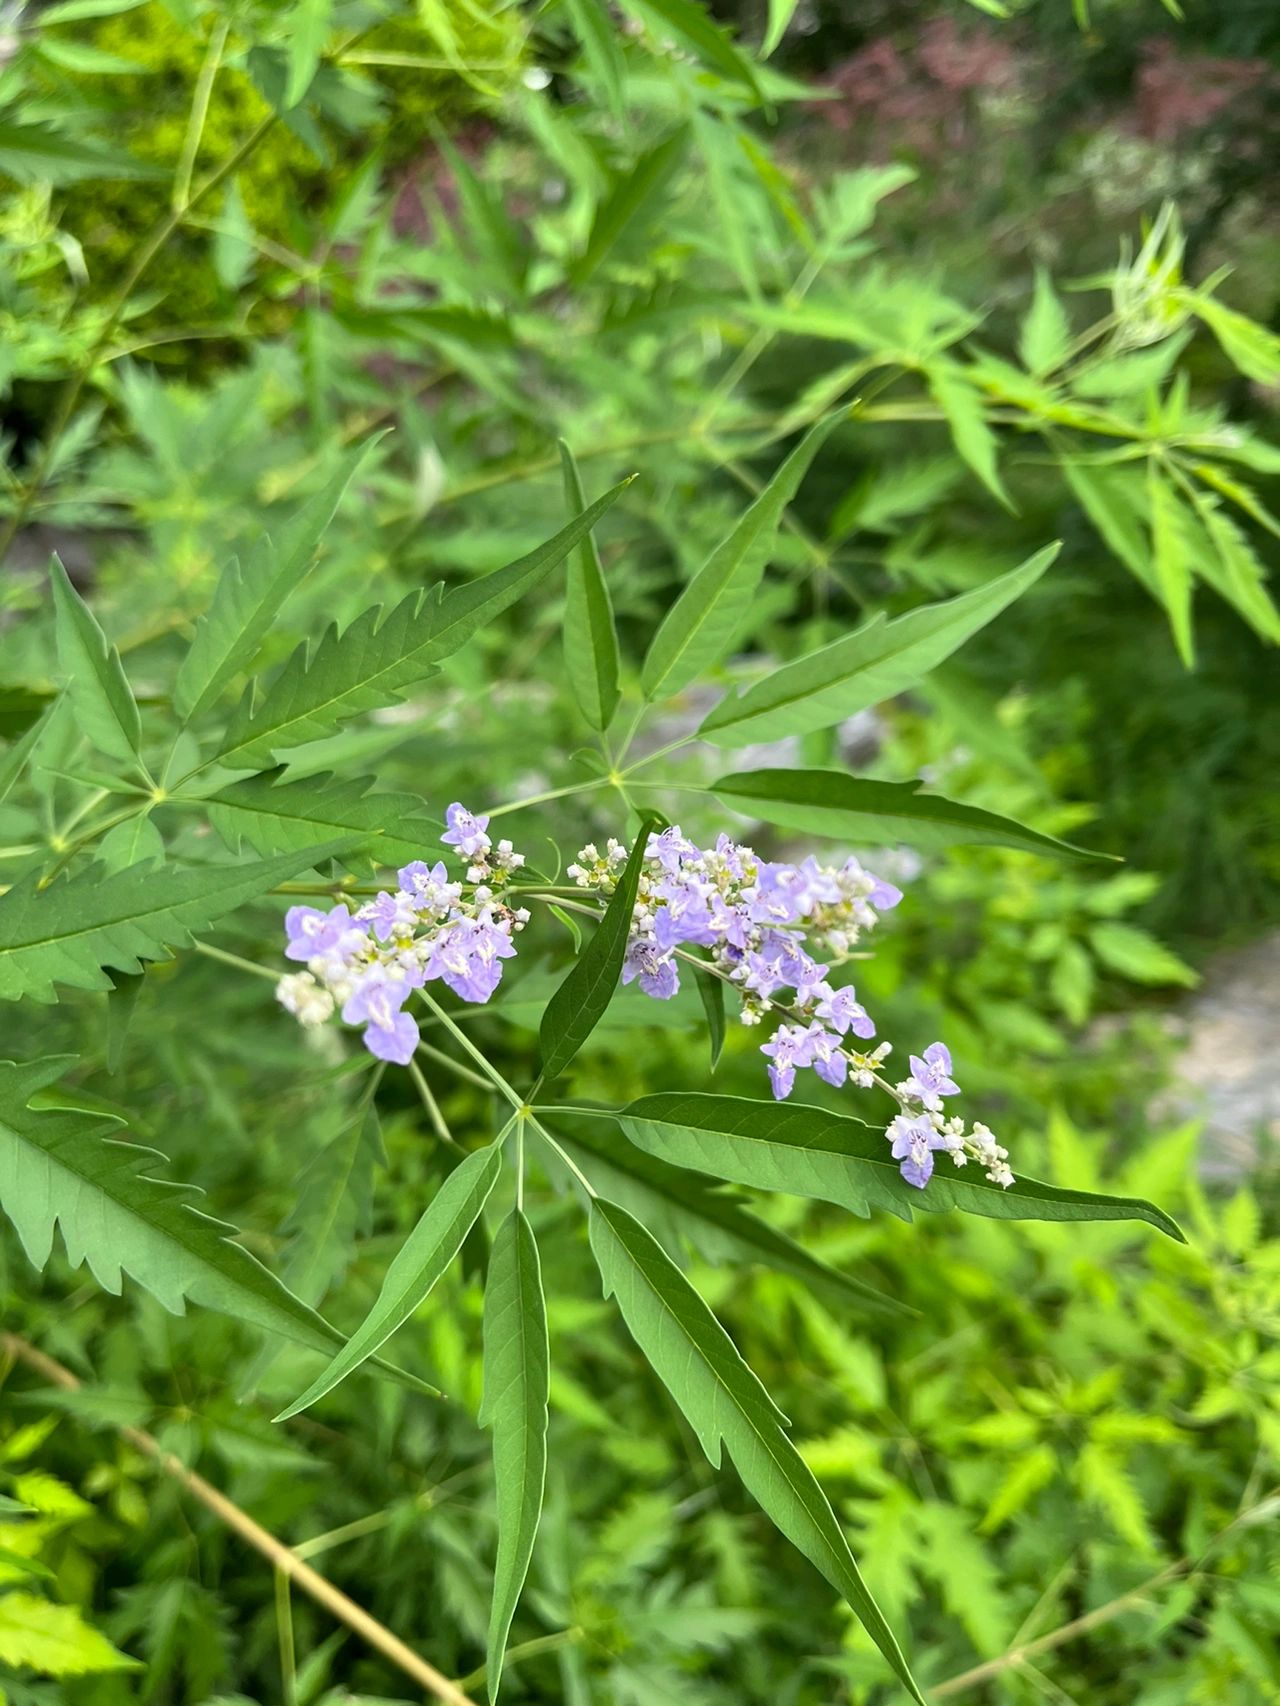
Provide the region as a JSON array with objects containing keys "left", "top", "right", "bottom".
[{"left": 0, "top": 0, "right": 1277, "bottom": 1699}]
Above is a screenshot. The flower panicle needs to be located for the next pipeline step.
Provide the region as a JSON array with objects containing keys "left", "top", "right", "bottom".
[
  {"left": 576, "top": 825, "right": 1014, "bottom": 1193},
  {"left": 276, "top": 803, "right": 527, "bottom": 1064}
]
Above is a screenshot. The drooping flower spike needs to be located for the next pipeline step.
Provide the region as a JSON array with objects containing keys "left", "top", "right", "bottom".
[{"left": 571, "top": 825, "right": 1015, "bottom": 1193}]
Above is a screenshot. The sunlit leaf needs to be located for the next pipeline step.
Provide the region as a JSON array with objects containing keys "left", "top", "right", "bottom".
[
  {"left": 218, "top": 485, "right": 630, "bottom": 769},
  {"left": 642, "top": 414, "right": 840, "bottom": 702},
  {"left": 175, "top": 442, "right": 377, "bottom": 724},
  {"left": 0, "top": 841, "right": 353, "bottom": 1003},
  {"left": 700, "top": 546, "right": 1056, "bottom": 745}
]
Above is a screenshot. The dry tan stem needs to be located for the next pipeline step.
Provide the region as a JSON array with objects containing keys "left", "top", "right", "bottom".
[{"left": 1, "top": 1332, "right": 478, "bottom": 1706}]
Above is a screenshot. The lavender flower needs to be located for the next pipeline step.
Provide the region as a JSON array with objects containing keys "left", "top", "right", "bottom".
[
  {"left": 887, "top": 1112, "right": 948, "bottom": 1189},
  {"left": 760, "top": 1023, "right": 815, "bottom": 1100},
  {"left": 284, "top": 904, "right": 365, "bottom": 963},
  {"left": 441, "top": 803, "right": 492, "bottom": 861},
  {"left": 901, "top": 1042, "right": 961, "bottom": 1112},
  {"left": 425, "top": 915, "right": 517, "bottom": 1004},
  {"left": 568, "top": 823, "right": 1012, "bottom": 1194},
  {"left": 277, "top": 804, "right": 526, "bottom": 1066},
  {"left": 622, "top": 940, "right": 680, "bottom": 999},
  {"left": 815, "top": 984, "right": 875, "bottom": 1040}
]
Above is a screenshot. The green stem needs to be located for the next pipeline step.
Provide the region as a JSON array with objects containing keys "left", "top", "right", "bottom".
[
  {"left": 172, "top": 17, "right": 230, "bottom": 211},
  {"left": 407, "top": 1056, "right": 459, "bottom": 1149},
  {"left": 192, "top": 941, "right": 278, "bottom": 983},
  {"left": 484, "top": 777, "right": 610, "bottom": 820},
  {"left": 415, "top": 1040, "right": 492, "bottom": 1092},
  {"left": 417, "top": 989, "right": 524, "bottom": 1114}
]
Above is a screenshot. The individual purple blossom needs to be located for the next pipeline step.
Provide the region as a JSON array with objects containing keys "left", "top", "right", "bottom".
[
  {"left": 760, "top": 1022, "right": 817, "bottom": 1099},
  {"left": 747, "top": 862, "right": 815, "bottom": 925},
  {"left": 739, "top": 948, "right": 790, "bottom": 1001},
  {"left": 622, "top": 940, "right": 680, "bottom": 1000},
  {"left": 645, "top": 825, "right": 700, "bottom": 872},
  {"left": 903, "top": 1041, "right": 961, "bottom": 1111},
  {"left": 341, "top": 965, "right": 421, "bottom": 1066},
  {"left": 752, "top": 931, "right": 828, "bottom": 1004},
  {"left": 284, "top": 904, "right": 367, "bottom": 963},
  {"left": 815, "top": 984, "right": 876, "bottom": 1040},
  {"left": 802, "top": 1021, "right": 848, "bottom": 1089},
  {"left": 653, "top": 876, "right": 717, "bottom": 950},
  {"left": 425, "top": 916, "right": 515, "bottom": 1004},
  {"left": 441, "top": 803, "right": 492, "bottom": 861},
  {"left": 397, "top": 859, "right": 461, "bottom": 914},
  {"left": 364, "top": 889, "right": 420, "bottom": 943},
  {"left": 887, "top": 1112, "right": 948, "bottom": 1189},
  {"left": 866, "top": 872, "right": 903, "bottom": 911},
  {"left": 361, "top": 1010, "right": 419, "bottom": 1064},
  {"left": 839, "top": 855, "right": 903, "bottom": 914},
  {"left": 713, "top": 833, "right": 751, "bottom": 881}
]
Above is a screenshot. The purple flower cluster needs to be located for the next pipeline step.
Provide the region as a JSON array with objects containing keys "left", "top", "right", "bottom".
[
  {"left": 276, "top": 803, "right": 527, "bottom": 1066},
  {"left": 572, "top": 826, "right": 1014, "bottom": 1192}
]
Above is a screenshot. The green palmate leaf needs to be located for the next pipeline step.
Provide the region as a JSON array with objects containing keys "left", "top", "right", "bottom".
[
  {"left": 692, "top": 107, "right": 760, "bottom": 301},
  {"left": 206, "top": 770, "right": 440, "bottom": 866},
  {"left": 554, "top": 1116, "right": 906, "bottom": 1315},
  {"left": 174, "top": 442, "right": 377, "bottom": 724},
  {"left": 1089, "top": 922, "right": 1198, "bottom": 987},
  {"left": 572, "top": 126, "right": 689, "bottom": 285},
  {"left": 563, "top": 0, "right": 627, "bottom": 119},
  {"left": 0, "top": 699, "right": 58, "bottom": 805},
  {"left": 481, "top": 1209, "right": 549, "bottom": 1705},
  {"left": 432, "top": 129, "right": 528, "bottom": 293},
  {"left": 762, "top": 0, "right": 799, "bottom": 55},
  {"left": 615, "top": 1093, "right": 1184, "bottom": 1239},
  {"left": 642, "top": 414, "right": 841, "bottom": 702},
  {"left": 0, "top": 1058, "right": 432, "bottom": 1391},
  {"left": 283, "top": 0, "right": 332, "bottom": 106},
  {"left": 926, "top": 364, "right": 1011, "bottom": 508},
  {"left": 280, "top": 1103, "right": 383, "bottom": 1306},
  {"left": 105, "top": 970, "right": 144, "bottom": 1075},
  {"left": 559, "top": 442, "right": 621, "bottom": 732},
  {"left": 275, "top": 1140, "right": 502, "bottom": 1420},
  {"left": 0, "top": 117, "right": 160, "bottom": 184},
  {"left": 538, "top": 820, "right": 658, "bottom": 1080},
  {"left": 0, "top": 840, "right": 352, "bottom": 1003},
  {"left": 1018, "top": 268, "right": 1072, "bottom": 374},
  {"left": 1189, "top": 495, "right": 1280, "bottom": 643},
  {"left": 1189, "top": 293, "right": 1280, "bottom": 386},
  {"left": 1063, "top": 461, "right": 1155, "bottom": 590},
  {"left": 96, "top": 814, "right": 163, "bottom": 875},
  {"left": 0, "top": 1592, "right": 136, "bottom": 1676},
  {"left": 700, "top": 546, "right": 1057, "bottom": 746},
  {"left": 618, "top": 0, "right": 763, "bottom": 100},
  {"left": 217, "top": 484, "right": 630, "bottom": 770},
  {"left": 713, "top": 770, "right": 1111, "bottom": 861},
  {"left": 1147, "top": 466, "right": 1195, "bottom": 666},
  {"left": 48, "top": 557, "right": 141, "bottom": 769},
  {"left": 588, "top": 1199, "right": 923, "bottom": 1702}
]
